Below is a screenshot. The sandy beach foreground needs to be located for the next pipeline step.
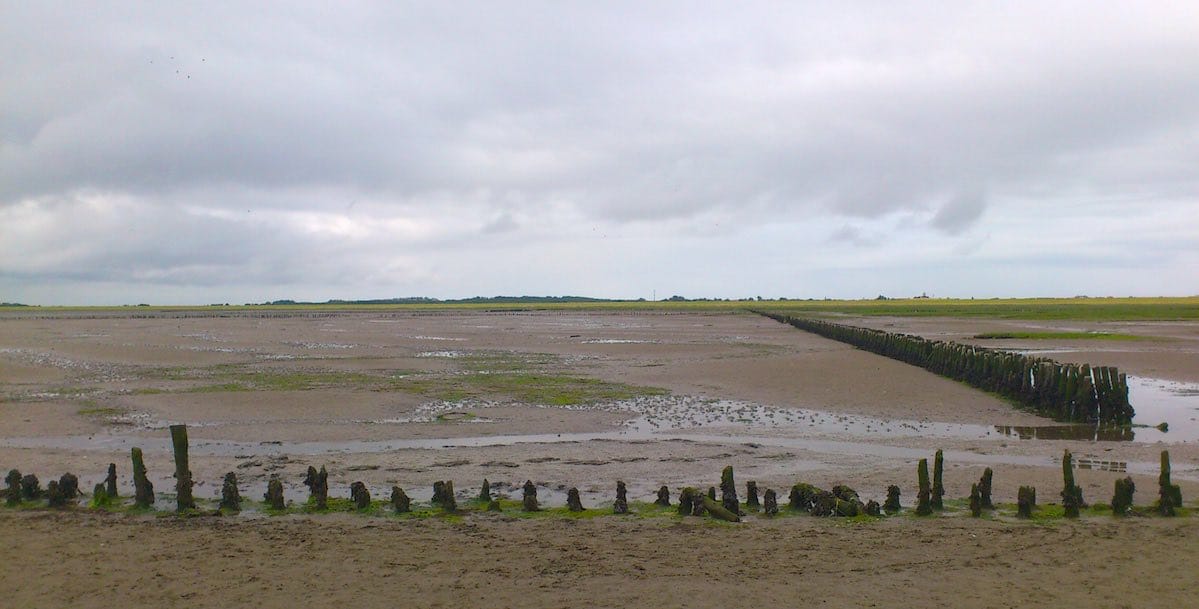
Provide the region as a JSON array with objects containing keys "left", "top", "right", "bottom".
[{"left": 3, "top": 509, "right": 1196, "bottom": 609}]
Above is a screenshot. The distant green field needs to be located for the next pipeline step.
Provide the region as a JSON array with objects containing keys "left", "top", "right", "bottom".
[{"left": 4, "top": 296, "right": 1197, "bottom": 321}]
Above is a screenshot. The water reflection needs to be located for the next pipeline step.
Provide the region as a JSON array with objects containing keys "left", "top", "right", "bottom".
[{"left": 994, "top": 424, "right": 1135, "bottom": 442}]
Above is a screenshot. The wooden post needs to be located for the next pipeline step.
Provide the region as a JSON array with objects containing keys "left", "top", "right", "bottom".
[
  {"left": 91, "top": 483, "right": 111, "bottom": 508},
  {"left": 350, "top": 481, "right": 371, "bottom": 510},
  {"left": 655, "top": 485, "right": 671, "bottom": 507},
  {"left": 5, "top": 470, "right": 21, "bottom": 505},
  {"left": 440, "top": 481, "right": 456, "bottom": 512},
  {"left": 613, "top": 480, "right": 629, "bottom": 514},
  {"left": 264, "top": 476, "right": 285, "bottom": 510},
  {"left": 720, "top": 466, "right": 740, "bottom": 515},
  {"left": 1159, "top": 450, "right": 1181, "bottom": 516},
  {"left": 478, "top": 479, "right": 491, "bottom": 503},
  {"left": 105, "top": 463, "right": 118, "bottom": 498},
  {"left": 20, "top": 474, "right": 41, "bottom": 500},
  {"left": 978, "top": 468, "right": 994, "bottom": 510},
  {"left": 883, "top": 485, "right": 901, "bottom": 514},
  {"left": 170, "top": 425, "right": 195, "bottom": 511},
  {"left": 1017, "top": 486, "right": 1036, "bottom": 518},
  {"left": 931, "top": 450, "right": 945, "bottom": 510},
  {"left": 521, "top": 480, "right": 539, "bottom": 512},
  {"left": 567, "top": 487, "right": 585, "bottom": 512},
  {"left": 745, "top": 481, "right": 760, "bottom": 510},
  {"left": 916, "top": 459, "right": 932, "bottom": 516},
  {"left": 131, "top": 447, "right": 154, "bottom": 508},
  {"left": 1061, "top": 450, "right": 1081, "bottom": 518},
  {"left": 678, "top": 487, "right": 696, "bottom": 515},
  {"left": 303, "top": 466, "right": 329, "bottom": 510},
  {"left": 391, "top": 486, "right": 411, "bottom": 513},
  {"left": 220, "top": 472, "right": 241, "bottom": 511},
  {"left": 1111, "top": 477, "right": 1134, "bottom": 517},
  {"left": 699, "top": 495, "right": 740, "bottom": 522},
  {"left": 763, "top": 489, "right": 778, "bottom": 516}
]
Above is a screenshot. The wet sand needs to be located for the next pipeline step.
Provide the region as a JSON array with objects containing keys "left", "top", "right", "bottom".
[{"left": 2, "top": 310, "right": 1198, "bottom": 607}]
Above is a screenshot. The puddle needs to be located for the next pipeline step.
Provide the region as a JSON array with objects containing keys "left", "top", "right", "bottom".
[
  {"left": 983, "top": 376, "right": 1199, "bottom": 443},
  {"left": 993, "top": 425, "right": 1136, "bottom": 442},
  {"left": 1125, "top": 377, "right": 1199, "bottom": 442}
]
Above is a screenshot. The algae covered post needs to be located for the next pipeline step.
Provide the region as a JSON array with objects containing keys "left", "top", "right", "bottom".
[
  {"left": 1060, "top": 450, "right": 1082, "bottom": 518},
  {"left": 131, "top": 447, "right": 154, "bottom": 508},
  {"left": 931, "top": 450, "right": 944, "bottom": 511},
  {"left": 916, "top": 459, "right": 932, "bottom": 516},
  {"left": 567, "top": 487, "right": 585, "bottom": 512},
  {"left": 170, "top": 424, "right": 195, "bottom": 511}
]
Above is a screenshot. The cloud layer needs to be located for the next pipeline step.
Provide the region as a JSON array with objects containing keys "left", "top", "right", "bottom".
[{"left": 3, "top": 3, "right": 1197, "bottom": 303}]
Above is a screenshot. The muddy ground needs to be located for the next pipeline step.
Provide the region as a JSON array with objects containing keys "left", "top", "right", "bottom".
[{"left": 1, "top": 310, "right": 1197, "bottom": 607}]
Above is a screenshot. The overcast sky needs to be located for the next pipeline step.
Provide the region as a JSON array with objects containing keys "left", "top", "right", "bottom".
[{"left": 2, "top": 2, "right": 1197, "bottom": 304}]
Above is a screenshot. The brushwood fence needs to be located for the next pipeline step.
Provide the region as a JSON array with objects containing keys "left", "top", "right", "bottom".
[{"left": 755, "top": 312, "right": 1134, "bottom": 424}]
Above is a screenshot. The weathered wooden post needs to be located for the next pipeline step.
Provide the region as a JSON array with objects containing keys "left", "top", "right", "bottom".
[
  {"left": 969, "top": 483, "right": 982, "bottom": 517},
  {"left": 567, "top": 487, "right": 585, "bottom": 512},
  {"left": 707, "top": 487, "right": 717, "bottom": 502},
  {"left": 264, "top": 475, "right": 285, "bottom": 510},
  {"left": 883, "top": 485, "right": 901, "bottom": 514},
  {"left": 699, "top": 494, "right": 741, "bottom": 522},
  {"left": 46, "top": 480, "right": 66, "bottom": 508},
  {"left": 105, "top": 463, "right": 118, "bottom": 498},
  {"left": 763, "top": 489, "right": 779, "bottom": 515},
  {"left": 478, "top": 479, "right": 491, "bottom": 503},
  {"left": 720, "top": 466, "right": 740, "bottom": 515},
  {"left": 864, "top": 500, "right": 881, "bottom": 517},
  {"left": 655, "top": 485, "right": 671, "bottom": 507},
  {"left": 432, "top": 481, "right": 446, "bottom": 507},
  {"left": 678, "top": 487, "right": 697, "bottom": 515},
  {"left": 1111, "top": 477, "right": 1134, "bottom": 517},
  {"left": 350, "top": 481, "right": 371, "bottom": 510},
  {"left": 978, "top": 468, "right": 994, "bottom": 510},
  {"left": 1159, "top": 450, "right": 1181, "bottom": 516},
  {"left": 170, "top": 425, "right": 195, "bottom": 511},
  {"left": 440, "top": 481, "right": 457, "bottom": 512},
  {"left": 131, "top": 447, "right": 154, "bottom": 508},
  {"left": 745, "top": 481, "right": 760, "bottom": 510},
  {"left": 221, "top": 472, "right": 241, "bottom": 511},
  {"left": 613, "top": 480, "right": 629, "bottom": 514},
  {"left": 303, "top": 466, "right": 329, "bottom": 510},
  {"left": 391, "top": 486, "right": 411, "bottom": 513},
  {"left": 91, "top": 483, "right": 112, "bottom": 508},
  {"left": 931, "top": 450, "right": 945, "bottom": 511},
  {"left": 58, "top": 473, "right": 79, "bottom": 500},
  {"left": 20, "top": 473, "right": 41, "bottom": 500},
  {"left": 5, "top": 470, "right": 21, "bottom": 505},
  {"left": 916, "top": 459, "right": 932, "bottom": 516},
  {"left": 1061, "top": 450, "right": 1081, "bottom": 518},
  {"left": 789, "top": 483, "right": 819, "bottom": 512},
  {"left": 810, "top": 490, "right": 836, "bottom": 516},
  {"left": 522, "top": 480, "right": 539, "bottom": 512},
  {"left": 1017, "top": 486, "right": 1036, "bottom": 519}
]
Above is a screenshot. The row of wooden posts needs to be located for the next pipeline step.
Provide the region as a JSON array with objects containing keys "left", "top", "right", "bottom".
[
  {"left": 1, "top": 426, "right": 1185, "bottom": 520},
  {"left": 754, "top": 312, "right": 1135, "bottom": 424}
]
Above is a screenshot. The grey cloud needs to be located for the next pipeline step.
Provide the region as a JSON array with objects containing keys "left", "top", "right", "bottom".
[
  {"left": 2, "top": 3, "right": 1198, "bottom": 302},
  {"left": 931, "top": 191, "right": 987, "bottom": 234}
]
